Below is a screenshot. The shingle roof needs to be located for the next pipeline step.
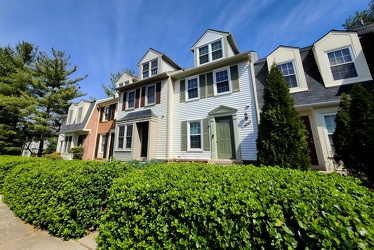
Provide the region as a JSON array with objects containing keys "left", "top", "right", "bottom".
[
  {"left": 349, "top": 23, "right": 374, "bottom": 35},
  {"left": 118, "top": 109, "right": 156, "bottom": 121}
]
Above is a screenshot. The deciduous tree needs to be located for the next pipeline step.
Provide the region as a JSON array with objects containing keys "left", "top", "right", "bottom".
[{"left": 343, "top": 0, "right": 374, "bottom": 29}]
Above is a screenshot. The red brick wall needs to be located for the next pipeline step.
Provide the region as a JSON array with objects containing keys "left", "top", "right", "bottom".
[{"left": 82, "top": 106, "right": 99, "bottom": 160}]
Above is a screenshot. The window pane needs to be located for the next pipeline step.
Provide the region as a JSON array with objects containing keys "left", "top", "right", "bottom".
[
  {"left": 143, "top": 63, "right": 149, "bottom": 78},
  {"left": 212, "top": 50, "right": 222, "bottom": 60},
  {"left": 128, "top": 91, "right": 135, "bottom": 108},
  {"left": 331, "top": 63, "right": 358, "bottom": 80},
  {"left": 215, "top": 70, "right": 229, "bottom": 93},
  {"left": 126, "top": 125, "right": 133, "bottom": 149},
  {"left": 189, "top": 122, "right": 201, "bottom": 149},
  {"left": 211, "top": 41, "right": 222, "bottom": 51},
  {"left": 187, "top": 78, "right": 198, "bottom": 99},
  {"left": 211, "top": 41, "right": 222, "bottom": 60},
  {"left": 147, "top": 85, "right": 156, "bottom": 104},
  {"left": 278, "top": 62, "right": 298, "bottom": 88},
  {"left": 324, "top": 115, "right": 336, "bottom": 150},
  {"left": 118, "top": 126, "right": 124, "bottom": 149},
  {"left": 199, "top": 46, "right": 208, "bottom": 56},
  {"left": 151, "top": 60, "right": 158, "bottom": 76},
  {"left": 327, "top": 48, "right": 356, "bottom": 79},
  {"left": 199, "top": 54, "right": 209, "bottom": 64}
]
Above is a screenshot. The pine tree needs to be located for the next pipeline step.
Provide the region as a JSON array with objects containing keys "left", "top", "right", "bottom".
[
  {"left": 334, "top": 84, "right": 374, "bottom": 185},
  {"left": 101, "top": 68, "right": 135, "bottom": 97},
  {"left": 0, "top": 42, "right": 38, "bottom": 154},
  {"left": 257, "top": 63, "right": 310, "bottom": 170}
]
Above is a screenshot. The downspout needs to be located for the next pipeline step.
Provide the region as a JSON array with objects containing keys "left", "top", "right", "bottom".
[
  {"left": 249, "top": 52, "right": 261, "bottom": 124},
  {"left": 165, "top": 75, "right": 172, "bottom": 160}
]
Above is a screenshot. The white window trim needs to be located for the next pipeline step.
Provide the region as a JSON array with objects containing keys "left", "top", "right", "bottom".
[
  {"left": 213, "top": 67, "right": 231, "bottom": 96},
  {"left": 117, "top": 125, "right": 125, "bottom": 150},
  {"left": 322, "top": 113, "right": 336, "bottom": 156},
  {"left": 77, "top": 107, "right": 83, "bottom": 123},
  {"left": 127, "top": 90, "right": 136, "bottom": 110},
  {"left": 150, "top": 59, "right": 158, "bottom": 76},
  {"left": 116, "top": 124, "right": 133, "bottom": 151},
  {"left": 67, "top": 110, "right": 74, "bottom": 124},
  {"left": 146, "top": 84, "right": 156, "bottom": 106},
  {"left": 142, "top": 62, "right": 149, "bottom": 79},
  {"left": 278, "top": 60, "right": 300, "bottom": 89},
  {"left": 125, "top": 124, "right": 133, "bottom": 150},
  {"left": 185, "top": 76, "right": 200, "bottom": 101},
  {"left": 197, "top": 39, "right": 224, "bottom": 66},
  {"left": 103, "top": 106, "right": 109, "bottom": 121},
  {"left": 325, "top": 46, "right": 359, "bottom": 82},
  {"left": 100, "top": 134, "right": 107, "bottom": 153},
  {"left": 187, "top": 120, "right": 203, "bottom": 151}
]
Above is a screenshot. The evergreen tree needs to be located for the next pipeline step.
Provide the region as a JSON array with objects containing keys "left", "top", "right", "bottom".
[
  {"left": 0, "top": 42, "right": 38, "bottom": 155},
  {"left": 334, "top": 84, "right": 374, "bottom": 185},
  {"left": 31, "top": 48, "right": 87, "bottom": 156},
  {"left": 101, "top": 68, "right": 135, "bottom": 97},
  {"left": 257, "top": 63, "right": 310, "bottom": 170}
]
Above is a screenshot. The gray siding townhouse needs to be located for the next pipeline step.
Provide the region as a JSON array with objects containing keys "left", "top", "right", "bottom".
[{"left": 254, "top": 25, "right": 374, "bottom": 172}]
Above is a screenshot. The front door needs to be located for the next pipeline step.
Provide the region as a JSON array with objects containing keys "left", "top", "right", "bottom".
[
  {"left": 216, "top": 116, "right": 235, "bottom": 159},
  {"left": 301, "top": 116, "right": 318, "bottom": 165},
  {"left": 137, "top": 122, "right": 149, "bottom": 158}
]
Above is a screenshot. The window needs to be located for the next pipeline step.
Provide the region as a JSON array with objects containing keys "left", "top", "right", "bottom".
[
  {"left": 67, "top": 110, "right": 73, "bottom": 124},
  {"left": 147, "top": 85, "right": 156, "bottom": 105},
  {"left": 100, "top": 134, "right": 107, "bottom": 153},
  {"left": 198, "top": 39, "right": 223, "bottom": 65},
  {"left": 211, "top": 40, "right": 222, "bottom": 60},
  {"left": 118, "top": 82, "right": 123, "bottom": 87},
  {"left": 187, "top": 77, "right": 199, "bottom": 100},
  {"left": 199, "top": 46, "right": 209, "bottom": 64},
  {"left": 118, "top": 126, "right": 124, "bottom": 149},
  {"left": 126, "top": 124, "right": 133, "bottom": 149},
  {"left": 151, "top": 59, "right": 158, "bottom": 76},
  {"left": 104, "top": 107, "right": 109, "bottom": 120},
  {"left": 77, "top": 107, "right": 83, "bottom": 123},
  {"left": 189, "top": 121, "right": 202, "bottom": 149},
  {"left": 125, "top": 80, "right": 130, "bottom": 85},
  {"left": 278, "top": 61, "right": 298, "bottom": 88},
  {"left": 327, "top": 48, "right": 358, "bottom": 80},
  {"left": 128, "top": 91, "right": 135, "bottom": 109},
  {"left": 214, "top": 68, "right": 230, "bottom": 94},
  {"left": 323, "top": 114, "right": 336, "bottom": 152},
  {"left": 77, "top": 134, "right": 86, "bottom": 146},
  {"left": 142, "top": 63, "right": 149, "bottom": 78},
  {"left": 64, "top": 136, "right": 72, "bottom": 153}
]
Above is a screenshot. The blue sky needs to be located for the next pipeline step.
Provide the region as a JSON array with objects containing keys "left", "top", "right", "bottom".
[{"left": 0, "top": 0, "right": 369, "bottom": 100}]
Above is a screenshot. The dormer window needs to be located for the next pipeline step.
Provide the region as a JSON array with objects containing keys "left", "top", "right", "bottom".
[
  {"left": 151, "top": 60, "right": 158, "bottom": 76},
  {"left": 142, "top": 63, "right": 149, "bottom": 78},
  {"left": 278, "top": 61, "right": 298, "bottom": 88},
  {"left": 198, "top": 39, "right": 223, "bottom": 65},
  {"left": 327, "top": 47, "right": 358, "bottom": 80},
  {"left": 142, "top": 59, "right": 158, "bottom": 79}
]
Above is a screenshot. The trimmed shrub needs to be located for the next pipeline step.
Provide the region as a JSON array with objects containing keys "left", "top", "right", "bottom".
[
  {"left": 43, "top": 152, "right": 63, "bottom": 160},
  {"left": 2, "top": 159, "right": 132, "bottom": 239},
  {"left": 98, "top": 163, "right": 374, "bottom": 249},
  {"left": 69, "top": 146, "right": 84, "bottom": 160},
  {"left": 0, "top": 156, "right": 50, "bottom": 192}
]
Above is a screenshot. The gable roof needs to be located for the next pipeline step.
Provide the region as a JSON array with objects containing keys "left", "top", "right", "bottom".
[
  {"left": 190, "top": 29, "right": 240, "bottom": 54},
  {"left": 58, "top": 101, "right": 96, "bottom": 133},
  {"left": 137, "top": 48, "right": 181, "bottom": 70}
]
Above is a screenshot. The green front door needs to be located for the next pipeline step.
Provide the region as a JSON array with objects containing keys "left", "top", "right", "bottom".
[{"left": 216, "top": 116, "right": 235, "bottom": 159}]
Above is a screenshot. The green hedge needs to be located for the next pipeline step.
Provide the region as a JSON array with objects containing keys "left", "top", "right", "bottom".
[
  {"left": 97, "top": 163, "right": 374, "bottom": 249},
  {"left": 0, "top": 156, "right": 51, "bottom": 192},
  {"left": 2, "top": 159, "right": 132, "bottom": 239}
]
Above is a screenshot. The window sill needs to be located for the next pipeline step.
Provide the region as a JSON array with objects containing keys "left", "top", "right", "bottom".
[
  {"left": 214, "top": 91, "right": 232, "bottom": 97},
  {"left": 289, "top": 87, "right": 308, "bottom": 94},
  {"left": 324, "top": 76, "right": 373, "bottom": 88},
  {"left": 187, "top": 149, "right": 203, "bottom": 152}
]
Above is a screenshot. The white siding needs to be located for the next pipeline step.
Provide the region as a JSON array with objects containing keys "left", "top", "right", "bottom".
[
  {"left": 195, "top": 32, "right": 223, "bottom": 48},
  {"left": 139, "top": 51, "right": 158, "bottom": 64},
  {"left": 114, "top": 80, "right": 169, "bottom": 160},
  {"left": 172, "top": 61, "right": 258, "bottom": 160}
]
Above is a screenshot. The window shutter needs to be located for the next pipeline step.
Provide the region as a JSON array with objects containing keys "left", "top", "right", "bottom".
[
  {"left": 135, "top": 88, "right": 140, "bottom": 108},
  {"left": 199, "top": 74, "right": 206, "bottom": 99},
  {"left": 207, "top": 72, "right": 214, "bottom": 97},
  {"left": 203, "top": 119, "right": 210, "bottom": 151},
  {"left": 100, "top": 107, "right": 104, "bottom": 122},
  {"left": 94, "top": 134, "right": 100, "bottom": 158},
  {"left": 140, "top": 87, "right": 146, "bottom": 107},
  {"left": 181, "top": 121, "right": 187, "bottom": 151},
  {"left": 109, "top": 104, "right": 115, "bottom": 120},
  {"left": 156, "top": 82, "right": 161, "bottom": 104},
  {"left": 230, "top": 65, "right": 240, "bottom": 92},
  {"left": 122, "top": 92, "right": 127, "bottom": 111},
  {"left": 180, "top": 80, "right": 185, "bottom": 102}
]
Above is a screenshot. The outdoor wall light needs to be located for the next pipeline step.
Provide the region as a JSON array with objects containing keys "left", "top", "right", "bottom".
[{"left": 244, "top": 112, "right": 249, "bottom": 121}]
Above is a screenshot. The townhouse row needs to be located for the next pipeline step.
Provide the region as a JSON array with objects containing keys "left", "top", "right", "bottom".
[{"left": 58, "top": 24, "right": 374, "bottom": 172}]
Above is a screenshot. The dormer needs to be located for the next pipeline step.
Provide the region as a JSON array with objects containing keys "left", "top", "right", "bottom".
[
  {"left": 266, "top": 46, "right": 308, "bottom": 93},
  {"left": 313, "top": 31, "right": 372, "bottom": 88},
  {"left": 116, "top": 73, "right": 138, "bottom": 97},
  {"left": 190, "top": 29, "right": 240, "bottom": 67},
  {"left": 138, "top": 48, "right": 181, "bottom": 80},
  {"left": 66, "top": 100, "right": 92, "bottom": 125}
]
